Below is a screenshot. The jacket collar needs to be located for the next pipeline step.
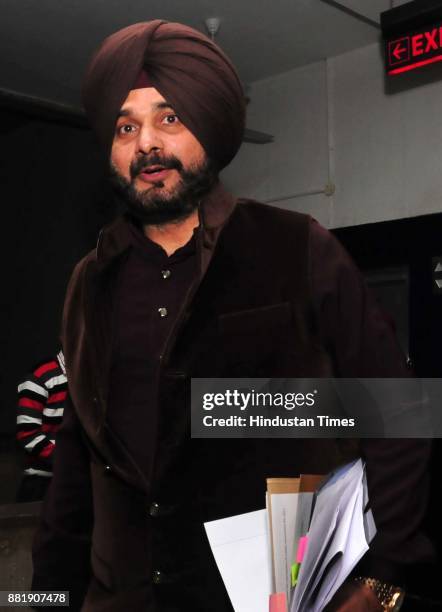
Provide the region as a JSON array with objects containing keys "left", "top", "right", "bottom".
[{"left": 95, "top": 180, "right": 236, "bottom": 267}]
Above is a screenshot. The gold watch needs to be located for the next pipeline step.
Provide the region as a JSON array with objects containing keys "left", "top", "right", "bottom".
[{"left": 354, "top": 576, "right": 405, "bottom": 611}]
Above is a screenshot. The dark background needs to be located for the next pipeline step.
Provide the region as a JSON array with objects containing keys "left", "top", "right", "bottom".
[
  {"left": 0, "top": 102, "right": 117, "bottom": 502},
  {"left": 0, "top": 104, "right": 115, "bottom": 437}
]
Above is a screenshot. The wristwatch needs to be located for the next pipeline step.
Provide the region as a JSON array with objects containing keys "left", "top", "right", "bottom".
[{"left": 354, "top": 576, "right": 405, "bottom": 611}]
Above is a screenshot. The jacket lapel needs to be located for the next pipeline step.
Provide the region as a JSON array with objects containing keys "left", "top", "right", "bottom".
[{"left": 76, "top": 184, "right": 237, "bottom": 492}]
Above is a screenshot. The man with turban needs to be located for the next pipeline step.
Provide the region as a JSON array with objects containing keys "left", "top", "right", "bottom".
[{"left": 31, "top": 20, "right": 432, "bottom": 611}]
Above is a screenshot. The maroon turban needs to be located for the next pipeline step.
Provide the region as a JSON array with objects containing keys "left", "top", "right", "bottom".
[{"left": 82, "top": 20, "right": 246, "bottom": 169}]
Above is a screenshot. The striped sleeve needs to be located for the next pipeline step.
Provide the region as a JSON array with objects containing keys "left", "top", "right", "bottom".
[{"left": 16, "top": 359, "right": 66, "bottom": 463}]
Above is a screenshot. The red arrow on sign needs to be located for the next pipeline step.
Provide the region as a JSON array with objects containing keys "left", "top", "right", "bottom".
[{"left": 393, "top": 41, "right": 407, "bottom": 60}]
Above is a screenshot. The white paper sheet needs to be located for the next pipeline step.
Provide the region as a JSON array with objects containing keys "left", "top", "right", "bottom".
[{"left": 204, "top": 509, "right": 272, "bottom": 612}]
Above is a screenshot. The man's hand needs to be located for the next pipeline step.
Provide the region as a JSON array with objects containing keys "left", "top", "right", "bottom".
[{"left": 324, "top": 581, "right": 384, "bottom": 612}]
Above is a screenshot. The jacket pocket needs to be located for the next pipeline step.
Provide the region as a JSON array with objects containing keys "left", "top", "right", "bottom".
[{"left": 218, "top": 301, "right": 291, "bottom": 337}]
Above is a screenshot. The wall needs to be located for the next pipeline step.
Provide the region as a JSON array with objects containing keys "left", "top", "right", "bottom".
[{"left": 222, "top": 41, "right": 442, "bottom": 229}]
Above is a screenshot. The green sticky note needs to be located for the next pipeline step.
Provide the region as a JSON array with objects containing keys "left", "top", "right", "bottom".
[{"left": 291, "top": 563, "right": 300, "bottom": 587}]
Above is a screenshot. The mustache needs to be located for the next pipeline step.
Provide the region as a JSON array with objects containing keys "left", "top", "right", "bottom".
[{"left": 130, "top": 153, "right": 183, "bottom": 179}]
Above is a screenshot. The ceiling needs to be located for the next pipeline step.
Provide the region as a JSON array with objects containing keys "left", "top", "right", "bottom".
[{"left": 0, "top": 0, "right": 406, "bottom": 110}]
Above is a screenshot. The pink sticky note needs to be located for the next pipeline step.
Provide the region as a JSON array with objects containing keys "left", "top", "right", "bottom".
[
  {"left": 296, "top": 535, "right": 308, "bottom": 563},
  {"left": 269, "top": 592, "right": 287, "bottom": 612}
]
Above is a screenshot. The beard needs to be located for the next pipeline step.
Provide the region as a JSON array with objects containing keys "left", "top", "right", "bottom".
[{"left": 108, "top": 152, "right": 218, "bottom": 226}]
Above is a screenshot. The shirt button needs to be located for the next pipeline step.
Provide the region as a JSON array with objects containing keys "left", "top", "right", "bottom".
[
  {"left": 104, "top": 465, "right": 112, "bottom": 474},
  {"left": 152, "top": 570, "right": 163, "bottom": 584},
  {"left": 158, "top": 307, "right": 168, "bottom": 318},
  {"left": 149, "top": 502, "right": 160, "bottom": 517},
  {"left": 161, "top": 269, "right": 171, "bottom": 279}
]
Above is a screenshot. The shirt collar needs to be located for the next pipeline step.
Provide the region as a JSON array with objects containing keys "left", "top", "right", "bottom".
[{"left": 95, "top": 180, "right": 236, "bottom": 264}]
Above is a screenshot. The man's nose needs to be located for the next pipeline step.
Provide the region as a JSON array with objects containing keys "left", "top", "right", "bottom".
[{"left": 137, "top": 126, "right": 163, "bottom": 155}]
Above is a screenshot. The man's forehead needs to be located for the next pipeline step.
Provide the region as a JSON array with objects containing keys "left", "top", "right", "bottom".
[{"left": 119, "top": 87, "right": 173, "bottom": 114}]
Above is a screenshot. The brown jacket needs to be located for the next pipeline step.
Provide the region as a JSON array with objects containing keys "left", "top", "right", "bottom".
[{"left": 32, "top": 182, "right": 433, "bottom": 611}]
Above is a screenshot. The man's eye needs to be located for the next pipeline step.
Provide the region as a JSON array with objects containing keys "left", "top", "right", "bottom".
[
  {"left": 118, "top": 124, "right": 136, "bottom": 135},
  {"left": 163, "top": 114, "right": 179, "bottom": 125}
]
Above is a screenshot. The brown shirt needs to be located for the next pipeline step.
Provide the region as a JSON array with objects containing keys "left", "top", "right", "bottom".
[{"left": 108, "top": 223, "right": 197, "bottom": 474}]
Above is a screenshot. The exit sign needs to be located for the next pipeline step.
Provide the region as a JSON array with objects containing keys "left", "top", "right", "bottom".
[
  {"left": 386, "top": 23, "right": 442, "bottom": 74},
  {"left": 381, "top": 0, "right": 442, "bottom": 75}
]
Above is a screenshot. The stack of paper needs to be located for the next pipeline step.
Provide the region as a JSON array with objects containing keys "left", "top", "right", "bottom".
[
  {"left": 204, "top": 459, "right": 376, "bottom": 612},
  {"left": 289, "top": 459, "right": 376, "bottom": 612},
  {"left": 266, "top": 475, "right": 323, "bottom": 603}
]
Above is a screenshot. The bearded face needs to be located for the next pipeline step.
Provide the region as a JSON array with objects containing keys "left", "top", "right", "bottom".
[
  {"left": 110, "top": 87, "right": 218, "bottom": 225},
  {"left": 109, "top": 152, "right": 217, "bottom": 225}
]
